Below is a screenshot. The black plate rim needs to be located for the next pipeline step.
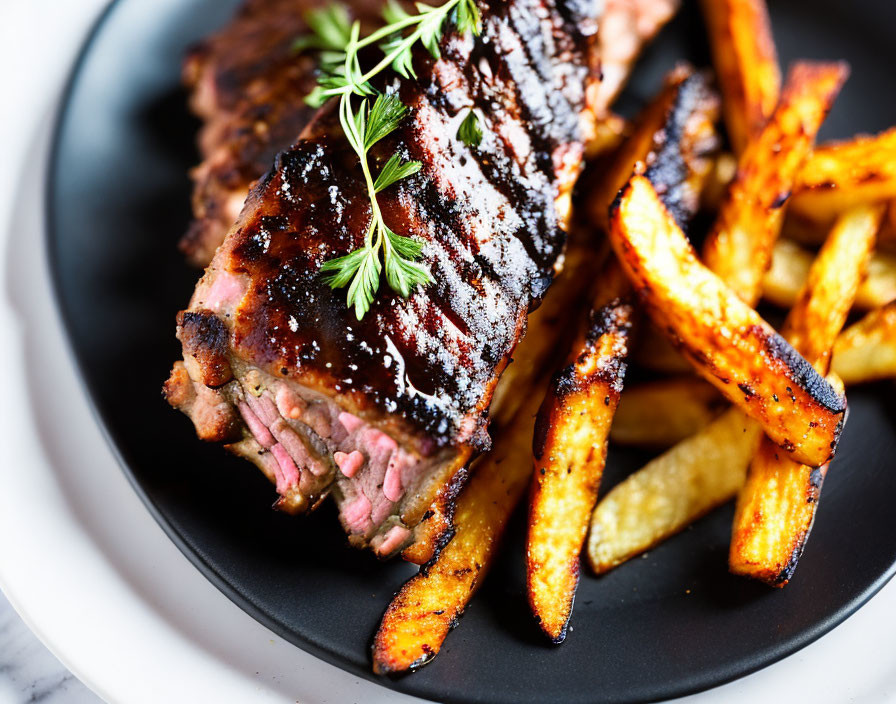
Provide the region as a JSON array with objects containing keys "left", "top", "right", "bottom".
[{"left": 42, "top": 2, "right": 896, "bottom": 702}]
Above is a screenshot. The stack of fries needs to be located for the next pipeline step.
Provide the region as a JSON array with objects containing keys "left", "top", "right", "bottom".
[{"left": 372, "top": 0, "right": 896, "bottom": 671}]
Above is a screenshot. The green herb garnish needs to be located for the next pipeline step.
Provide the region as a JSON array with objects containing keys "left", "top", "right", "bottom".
[
  {"left": 457, "top": 109, "right": 482, "bottom": 147},
  {"left": 300, "top": 0, "right": 481, "bottom": 319}
]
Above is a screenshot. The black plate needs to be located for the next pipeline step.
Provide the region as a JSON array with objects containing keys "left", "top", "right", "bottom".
[{"left": 47, "top": 1, "right": 896, "bottom": 702}]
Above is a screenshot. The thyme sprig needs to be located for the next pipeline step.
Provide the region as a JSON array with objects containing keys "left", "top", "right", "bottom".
[{"left": 300, "top": 0, "right": 481, "bottom": 319}]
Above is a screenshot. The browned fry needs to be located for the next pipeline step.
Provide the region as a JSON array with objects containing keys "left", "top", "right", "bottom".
[
  {"left": 374, "top": 234, "right": 602, "bottom": 665},
  {"left": 777, "top": 206, "right": 882, "bottom": 369},
  {"left": 782, "top": 201, "right": 896, "bottom": 252},
  {"left": 763, "top": 238, "right": 896, "bottom": 312},
  {"left": 588, "top": 66, "right": 719, "bottom": 231},
  {"left": 403, "top": 243, "right": 602, "bottom": 564},
  {"left": 610, "top": 377, "right": 725, "bottom": 447},
  {"left": 523, "top": 71, "right": 719, "bottom": 641},
  {"left": 589, "top": 406, "right": 762, "bottom": 573},
  {"left": 373, "top": 393, "right": 539, "bottom": 674},
  {"left": 584, "top": 112, "right": 630, "bottom": 160},
  {"left": 789, "top": 128, "right": 896, "bottom": 226},
  {"left": 731, "top": 205, "right": 880, "bottom": 585},
  {"left": 702, "top": 62, "right": 849, "bottom": 306},
  {"left": 526, "top": 265, "right": 633, "bottom": 643},
  {"left": 699, "top": 0, "right": 780, "bottom": 154},
  {"left": 832, "top": 301, "right": 896, "bottom": 385},
  {"left": 608, "top": 173, "right": 846, "bottom": 467}
]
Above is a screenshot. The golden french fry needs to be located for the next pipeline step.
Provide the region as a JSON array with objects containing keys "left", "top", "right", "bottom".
[
  {"left": 731, "top": 206, "right": 880, "bottom": 585},
  {"left": 527, "top": 287, "right": 633, "bottom": 642},
  {"left": 589, "top": 67, "right": 719, "bottom": 231},
  {"left": 702, "top": 61, "right": 849, "bottom": 305},
  {"left": 589, "top": 406, "right": 762, "bottom": 573},
  {"left": 609, "top": 173, "right": 846, "bottom": 467},
  {"left": 729, "top": 375, "right": 843, "bottom": 585},
  {"left": 373, "top": 394, "right": 539, "bottom": 674},
  {"left": 375, "top": 232, "right": 604, "bottom": 661},
  {"left": 584, "top": 112, "right": 629, "bottom": 160},
  {"left": 832, "top": 301, "right": 896, "bottom": 385},
  {"left": 403, "top": 243, "right": 602, "bottom": 564},
  {"left": 700, "top": 0, "right": 780, "bottom": 154},
  {"left": 789, "top": 128, "right": 896, "bottom": 226},
  {"left": 777, "top": 206, "right": 882, "bottom": 368},
  {"left": 610, "top": 377, "right": 725, "bottom": 447}
]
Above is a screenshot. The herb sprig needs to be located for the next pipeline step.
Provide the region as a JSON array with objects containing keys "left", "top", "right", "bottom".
[{"left": 299, "top": 0, "right": 481, "bottom": 319}]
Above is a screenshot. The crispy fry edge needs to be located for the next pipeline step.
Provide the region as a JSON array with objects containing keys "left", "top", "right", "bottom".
[{"left": 526, "top": 288, "right": 633, "bottom": 642}]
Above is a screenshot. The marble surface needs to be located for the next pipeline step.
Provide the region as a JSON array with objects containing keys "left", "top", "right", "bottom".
[{"left": 0, "top": 592, "right": 101, "bottom": 704}]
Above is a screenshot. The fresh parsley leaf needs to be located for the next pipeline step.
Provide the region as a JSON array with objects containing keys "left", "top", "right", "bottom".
[
  {"left": 416, "top": 4, "right": 447, "bottom": 59},
  {"left": 364, "top": 94, "right": 409, "bottom": 149},
  {"left": 454, "top": 0, "right": 481, "bottom": 35},
  {"left": 374, "top": 154, "right": 423, "bottom": 192},
  {"left": 320, "top": 247, "right": 368, "bottom": 288},
  {"left": 345, "top": 247, "right": 382, "bottom": 319},
  {"left": 386, "top": 229, "right": 426, "bottom": 259},
  {"left": 382, "top": 0, "right": 412, "bottom": 24},
  {"left": 380, "top": 33, "right": 417, "bottom": 79},
  {"left": 384, "top": 231, "right": 430, "bottom": 297},
  {"left": 457, "top": 109, "right": 482, "bottom": 147},
  {"left": 293, "top": 5, "right": 352, "bottom": 53},
  {"left": 303, "top": 0, "right": 482, "bottom": 318}
]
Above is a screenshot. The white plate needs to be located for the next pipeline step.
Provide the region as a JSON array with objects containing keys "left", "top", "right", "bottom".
[{"left": 1, "top": 3, "right": 896, "bottom": 703}]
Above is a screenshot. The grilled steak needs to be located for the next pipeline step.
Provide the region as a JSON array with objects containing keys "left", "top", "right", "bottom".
[
  {"left": 180, "top": 0, "right": 677, "bottom": 268},
  {"left": 167, "top": 0, "right": 601, "bottom": 559},
  {"left": 180, "top": 0, "right": 376, "bottom": 266}
]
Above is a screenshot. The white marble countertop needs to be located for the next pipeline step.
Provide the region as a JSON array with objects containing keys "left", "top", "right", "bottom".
[
  {"left": 0, "top": 593, "right": 100, "bottom": 704},
  {"left": 3, "top": 2, "right": 896, "bottom": 703}
]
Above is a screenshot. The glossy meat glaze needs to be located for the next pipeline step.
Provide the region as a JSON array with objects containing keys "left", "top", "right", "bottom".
[{"left": 167, "top": 0, "right": 599, "bottom": 558}]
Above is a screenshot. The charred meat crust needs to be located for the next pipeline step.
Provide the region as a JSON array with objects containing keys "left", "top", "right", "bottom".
[
  {"left": 170, "top": 0, "right": 598, "bottom": 556},
  {"left": 180, "top": 0, "right": 379, "bottom": 266},
  {"left": 177, "top": 310, "right": 234, "bottom": 387},
  {"left": 219, "top": 0, "right": 596, "bottom": 449}
]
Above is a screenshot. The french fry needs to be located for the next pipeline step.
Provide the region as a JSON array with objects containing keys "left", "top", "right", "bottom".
[
  {"left": 375, "top": 231, "right": 603, "bottom": 663},
  {"left": 596, "top": 69, "right": 719, "bottom": 374},
  {"left": 589, "top": 406, "right": 762, "bottom": 573},
  {"left": 403, "top": 243, "right": 602, "bottom": 563},
  {"left": 775, "top": 207, "right": 881, "bottom": 368},
  {"left": 608, "top": 173, "right": 846, "bottom": 467},
  {"left": 699, "top": 0, "right": 780, "bottom": 155},
  {"left": 832, "top": 301, "right": 896, "bottom": 385},
  {"left": 584, "top": 112, "right": 629, "bottom": 160},
  {"left": 373, "top": 390, "right": 541, "bottom": 674},
  {"left": 731, "top": 205, "right": 881, "bottom": 585},
  {"left": 610, "top": 377, "right": 725, "bottom": 447},
  {"left": 789, "top": 128, "right": 896, "bottom": 226},
  {"left": 763, "top": 238, "right": 896, "bottom": 312},
  {"left": 589, "top": 67, "right": 719, "bottom": 231},
  {"left": 702, "top": 62, "right": 849, "bottom": 306},
  {"left": 525, "top": 71, "right": 719, "bottom": 642},
  {"left": 526, "top": 265, "right": 633, "bottom": 643}
]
